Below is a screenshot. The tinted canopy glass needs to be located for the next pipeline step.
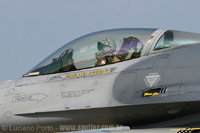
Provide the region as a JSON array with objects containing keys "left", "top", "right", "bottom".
[
  {"left": 25, "top": 28, "right": 156, "bottom": 76},
  {"left": 154, "top": 30, "right": 200, "bottom": 50}
]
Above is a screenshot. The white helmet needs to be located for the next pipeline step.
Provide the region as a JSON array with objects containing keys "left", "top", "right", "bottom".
[{"left": 97, "top": 38, "right": 116, "bottom": 54}]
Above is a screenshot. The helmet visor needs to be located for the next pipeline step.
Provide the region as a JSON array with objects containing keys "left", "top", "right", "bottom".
[{"left": 97, "top": 42, "right": 111, "bottom": 51}]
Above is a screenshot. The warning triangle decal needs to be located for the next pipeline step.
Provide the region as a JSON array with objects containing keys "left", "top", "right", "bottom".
[{"left": 145, "top": 75, "right": 160, "bottom": 87}]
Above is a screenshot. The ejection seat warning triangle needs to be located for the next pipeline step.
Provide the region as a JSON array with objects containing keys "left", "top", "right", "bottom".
[{"left": 144, "top": 74, "right": 160, "bottom": 88}]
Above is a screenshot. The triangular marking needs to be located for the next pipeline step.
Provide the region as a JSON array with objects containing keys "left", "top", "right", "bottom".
[{"left": 145, "top": 75, "right": 160, "bottom": 87}]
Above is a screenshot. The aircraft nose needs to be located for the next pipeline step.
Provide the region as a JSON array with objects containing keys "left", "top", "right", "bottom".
[
  {"left": 0, "top": 81, "right": 13, "bottom": 126},
  {"left": 0, "top": 104, "right": 4, "bottom": 125},
  {"left": 0, "top": 88, "right": 5, "bottom": 125}
]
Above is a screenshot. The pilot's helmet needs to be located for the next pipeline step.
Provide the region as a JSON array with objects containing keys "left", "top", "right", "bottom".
[
  {"left": 97, "top": 38, "right": 116, "bottom": 54},
  {"left": 122, "top": 36, "right": 140, "bottom": 49}
]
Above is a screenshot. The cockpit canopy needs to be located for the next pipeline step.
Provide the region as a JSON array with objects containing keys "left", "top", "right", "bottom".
[
  {"left": 25, "top": 28, "right": 200, "bottom": 76},
  {"left": 25, "top": 28, "right": 156, "bottom": 76},
  {"left": 154, "top": 30, "right": 200, "bottom": 50}
]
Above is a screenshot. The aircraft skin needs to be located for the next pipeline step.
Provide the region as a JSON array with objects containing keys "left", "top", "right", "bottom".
[{"left": 1, "top": 28, "right": 200, "bottom": 132}]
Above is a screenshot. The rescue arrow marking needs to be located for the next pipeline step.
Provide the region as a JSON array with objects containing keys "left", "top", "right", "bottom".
[{"left": 12, "top": 93, "right": 48, "bottom": 103}]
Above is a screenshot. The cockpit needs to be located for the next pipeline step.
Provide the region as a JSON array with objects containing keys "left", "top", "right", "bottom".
[{"left": 24, "top": 28, "right": 200, "bottom": 76}]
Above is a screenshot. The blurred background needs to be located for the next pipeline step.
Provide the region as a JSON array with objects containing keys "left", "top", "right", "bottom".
[{"left": 1, "top": 0, "right": 200, "bottom": 132}]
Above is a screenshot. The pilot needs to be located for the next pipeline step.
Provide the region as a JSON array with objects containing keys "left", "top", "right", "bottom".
[
  {"left": 32, "top": 48, "right": 77, "bottom": 74},
  {"left": 57, "top": 48, "right": 76, "bottom": 72},
  {"left": 95, "top": 38, "right": 117, "bottom": 66},
  {"left": 116, "top": 36, "right": 143, "bottom": 60}
]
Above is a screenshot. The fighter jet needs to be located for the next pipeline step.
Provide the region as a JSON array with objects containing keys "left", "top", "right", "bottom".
[{"left": 1, "top": 28, "right": 200, "bottom": 133}]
